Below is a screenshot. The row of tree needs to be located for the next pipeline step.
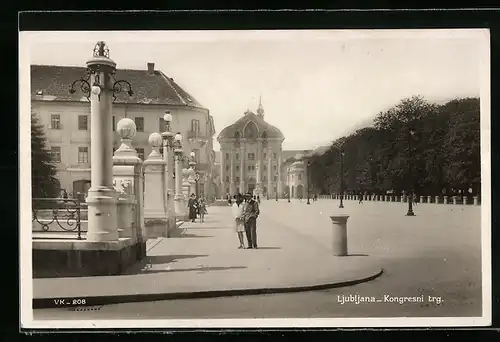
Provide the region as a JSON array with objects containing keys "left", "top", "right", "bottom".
[{"left": 307, "top": 96, "right": 481, "bottom": 196}]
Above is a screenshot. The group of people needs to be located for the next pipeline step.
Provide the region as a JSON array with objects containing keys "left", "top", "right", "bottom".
[
  {"left": 229, "top": 192, "right": 260, "bottom": 249},
  {"left": 187, "top": 194, "right": 208, "bottom": 223}
]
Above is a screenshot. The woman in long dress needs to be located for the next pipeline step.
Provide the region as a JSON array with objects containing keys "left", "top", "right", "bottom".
[
  {"left": 187, "top": 193, "right": 198, "bottom": 223},
  {"left": 231, "top": 194, "right": 246, "bottom": 249},
  {"left": 198, "top": 197, "right": 207, "bottom": 223}
]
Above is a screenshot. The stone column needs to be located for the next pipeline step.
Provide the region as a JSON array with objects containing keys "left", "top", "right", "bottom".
[
  {"left": 143, "top": 133, "right": 168, "bottom": 238},
  {"left": 173, "top": 147, "right": 184, "bottom": 219},
  {"left": 330, "top": 214, "right": 349, "bottom": 256},
  {"left": 230, "top": 149, "right": 235, "bottom": 195},
  {"left": 112, "top": 119, "right": 143, "bottom": 242},
  {"left": 85, "top": 50, "right": 118, "bottom": 242},
  {"left": 267, "top": 147, "right": 272, "bottom": 197},
  {"left": 220, "top": 149, "right": 226, "bottom": 196},
  {"left": 239, "top": 146, "right": 245, "bottom": 193},
  {"left": 277, "top": 154, "right": 283, "bottom": 198}
]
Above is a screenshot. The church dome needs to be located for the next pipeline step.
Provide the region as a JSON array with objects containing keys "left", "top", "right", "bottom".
[{"left": 217, "top": 110, "right": 284, "bottom": 141}]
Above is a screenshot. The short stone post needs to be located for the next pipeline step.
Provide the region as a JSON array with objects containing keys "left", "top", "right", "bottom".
[
  {"left": 453, "top": 196, "right": 457, "bottom": 205},
  {"left": 143, "top": 133, "right": 168, "bottom": 238},
  {"left": 473, "top": 196, "right": 479, "bottom": 205},
  {"left": 444, "top": 196, "right": 448, "bottom": 204},
  {"left": 112, "top": 118, "right": 146, "bottom": 257},
  {"left": 330, "top": 214, "right": 349, "bottom": 256},
  {"left": 420, "top": 195, "right": 424, "bottom": 203},
  {"left": 435, "top": 195, "right": 439, "bottom": 204},
  {"left": 427, "top": 196, "right": 432, "bottom": 204},
  {"left": 463, "top": 196, "right": 468, "bottom": 205}
]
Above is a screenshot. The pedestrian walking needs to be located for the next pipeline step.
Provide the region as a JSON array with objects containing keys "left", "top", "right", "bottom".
[
  {"left": 358, "top": 193, "right": 363, "bottom": 204},
  {"left": 198, "top": 196, "right": 207, "bottom": 223},
  {"left": 243, "top": 191, "right": 260, "bottom": 249},
  {"left": 187, "top": 193, "right": 198, "bottom": 223},
  {"left": 231, "top": 194, "right": 246, "bottom": 249}
]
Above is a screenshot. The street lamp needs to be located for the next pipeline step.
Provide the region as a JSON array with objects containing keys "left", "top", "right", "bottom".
[
  {"left": 339, "top": 150, "right": 345, "bottom": 209},
  {"left": 406, "top": 127, "right": 416, "bottom": 216},
  {"left": 189, "top": 151, "right": 200, "bottom": 198},
  {"left": 287, "top": 167, "right": 291, "bottom": 203},
  {"left": 306, "top": 161, "right": 311, "bottom": 205}
]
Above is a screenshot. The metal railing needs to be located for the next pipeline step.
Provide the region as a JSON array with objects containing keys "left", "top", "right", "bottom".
[{"left": 32, "top": 198, "right": 83, "bottom": 240}]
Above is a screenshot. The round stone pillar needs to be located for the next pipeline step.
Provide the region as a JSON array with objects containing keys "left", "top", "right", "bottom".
[
  {"left": 444, "top": 196, "right": 448, "bottom": 204},
  {"left": 85, "top": 42, "right": 119, "bottom": 242},
  {"left": 473, "top": 196, "right": 479, "bottom": 205},
  {"left": 435, "top": 195, "right": 440, "bottom": 204},
  {"left": 330, "top": 214, "right": 349, "bottom": 256}
]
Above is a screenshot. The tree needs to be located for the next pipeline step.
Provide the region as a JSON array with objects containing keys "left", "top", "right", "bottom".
[{"left": 31, "top": 112, "right": 59, "bottom": 198}]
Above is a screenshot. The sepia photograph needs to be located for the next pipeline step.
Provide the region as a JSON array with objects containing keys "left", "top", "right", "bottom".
[{"left": 19, "top": 29, "right": 490, "bottom": 329}]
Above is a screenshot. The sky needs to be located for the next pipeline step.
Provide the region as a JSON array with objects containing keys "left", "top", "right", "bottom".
[{"left": 23, "top": 30, "right": 487, "bottom": 151}]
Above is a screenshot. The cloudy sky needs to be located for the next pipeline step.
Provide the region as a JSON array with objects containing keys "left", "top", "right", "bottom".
[{"left": 23, "top": 30, "right": 487, "bottom": 151}]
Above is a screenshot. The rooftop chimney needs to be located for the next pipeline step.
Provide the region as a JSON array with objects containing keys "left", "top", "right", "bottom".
[{"left": 147, "top": 62, "right": 155, "bottom": 75}]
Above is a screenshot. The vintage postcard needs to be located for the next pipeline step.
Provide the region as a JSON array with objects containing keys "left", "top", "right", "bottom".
[{"left": 20, "top": 29, "right": 491, "bottom": 329}]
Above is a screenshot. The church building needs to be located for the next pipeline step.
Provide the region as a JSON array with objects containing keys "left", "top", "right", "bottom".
[{"left": 217, "top": 99, "right": 285, "bottom": 198}]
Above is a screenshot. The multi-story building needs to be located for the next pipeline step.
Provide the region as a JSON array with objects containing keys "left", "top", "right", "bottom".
[
  {"left": 216, "top": 99, "right": 313, "bottom": 198},
  {"left": 31, "top": 63, "right": 216, "bottom": 201}
]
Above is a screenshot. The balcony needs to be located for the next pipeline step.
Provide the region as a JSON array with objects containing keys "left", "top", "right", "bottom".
[{"left": 186, "top": 130, "right": 209, "bottom": 144}]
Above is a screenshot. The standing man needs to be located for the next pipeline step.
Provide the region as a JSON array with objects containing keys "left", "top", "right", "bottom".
[{"left": 243, "top": 192, "right": 260, "bottom": 249}]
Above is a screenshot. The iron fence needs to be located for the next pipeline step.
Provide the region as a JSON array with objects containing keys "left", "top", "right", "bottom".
[{"left": 32, "top": 198, "right": 83, "bottom": 240}]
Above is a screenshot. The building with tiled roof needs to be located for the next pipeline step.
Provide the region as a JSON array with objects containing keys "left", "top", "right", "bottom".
[{"left": 31, "top": 62, "right": 217, "bottom": 201}]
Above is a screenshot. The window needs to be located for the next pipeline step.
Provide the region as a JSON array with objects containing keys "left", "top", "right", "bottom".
[
  {"left": 248, "top": 153, "right": 255, "bottom": 160},
  {"left": 51, "top": 115, "right": 61, "bottom": 129},
  {"left": 159, "top": 117, "right": 166, "bottom": 132},
  {"left": 191, "top": 119, "right": 200, "bottom": 132},
  {"left": 263, "top": 153, "right": 267, "bottom": 159},
  {"left": 78, "top": 115, "right": 88, "bottom": 130},
  {"left": 298, "top": 174, "right": 302, "bottom": 180},
  {"left": 226, "top": 165, "right": 230, "bottom": 171},
  {"left": 136, "top": 148, "right": 145, "bottom": 160},
  {"left": 274, "top": 165, "right": 277, "bottom": 170},
  {"left": 273, "top": 153, "right": 277, "bottom": 159},
  {"left": 274, "top": 175, "right": 277, "bottom": 181},
  {"left": 236, "top": 165, "right": 240, "bottom": 171},
  {"left": 236, "top": 177, "right": 240, "bottom": 183},
  {"left": 263, "top": 165, "right": 267, "bottom": 171},
  {"left": 78, "top": 147, "right": 89, "bottom": 163},
  {"left": 236, "top": 153, "right": 239, "bottom": 160},
  {"left": 112, "top": 116, "right": 116, "bottom": 131},
  {"left": 225, "top": 153, "right": 229, "bottom": 160},
  {"left": 226, "top": 176, "right": 230, "bottom": 182},
  {"left": 135, "top": 117, "right": 144, "bottom": 132},
  {"left": 247, "top": 165, "right": 255, "bottom": 172},
  {"left": 50, "top": 146, "right": 61, "bottom": 163}
]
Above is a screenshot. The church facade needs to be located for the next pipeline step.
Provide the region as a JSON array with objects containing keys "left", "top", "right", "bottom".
[{"left": 217, "top": 100, "right": 286, "bottom": 198}]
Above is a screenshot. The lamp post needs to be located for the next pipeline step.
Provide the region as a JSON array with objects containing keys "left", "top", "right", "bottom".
[
  {"left": 173, "top": 132, "right": 184, "bottom": 217},
  {"left": 406, "top": 127, "right": 416, "bottom": 216},
  {"left": 189, "top": 151, "right": 200, "bottom": 198},
  {"left": 339, "top": 150, "right": 345, "bottom": 209},
  {"left": 287, "top": 167, "right": 291, "bottom": 203},
  {"left": 306, "top": 160, "right": 311, "bottom": 205},
  {"left": 161, "top": 110, "right": 176, "bottom": 229}
]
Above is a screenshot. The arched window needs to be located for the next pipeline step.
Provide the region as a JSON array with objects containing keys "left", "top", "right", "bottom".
[
  {"left": 244, "top": 121, "right": 258, "bottom": 139},
  {"left": 191, "top": 119, "right": 200, "bottom": 132}
]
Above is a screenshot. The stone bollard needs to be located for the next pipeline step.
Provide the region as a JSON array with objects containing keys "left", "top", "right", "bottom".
[
  {"left": 330, "top": 214, "right": 349, "bottom": 256},
  {"left": 444, "top": 196, "right": 448, "bottom": 204},
  {"left": 420, "top": 196, "right": 424, "bottom": 203},
  {"left": 427, "top": 196, "right": 432, "bottom": 204},
  {"left": 474, "top": 196, "right": 479, "bottom": 205},
  {"left": 463, "top": 196, "right": 467, "bottom": 205},
  {"left": 435, "top": 196, "right": 439, "bottom": 204},
  {"left": 453, "top": 196, "right": 457, "bottom": 205},
  {"left": 384, "top": 195, "right": 387, "bottom": 201}
]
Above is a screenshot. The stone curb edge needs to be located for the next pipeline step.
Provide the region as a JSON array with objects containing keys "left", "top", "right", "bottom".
[{"left": 33, "top": 268, "right": 384, "bottom": 309}]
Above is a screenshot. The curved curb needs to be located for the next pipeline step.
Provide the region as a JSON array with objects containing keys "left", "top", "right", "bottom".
[{"left": 33, "top": 268, "right": 384, "bottom": 309}]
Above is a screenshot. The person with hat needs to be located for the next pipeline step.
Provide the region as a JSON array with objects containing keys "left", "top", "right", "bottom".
[{"left": 242, "top": 191, "right": 260, "bottom": 249}]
